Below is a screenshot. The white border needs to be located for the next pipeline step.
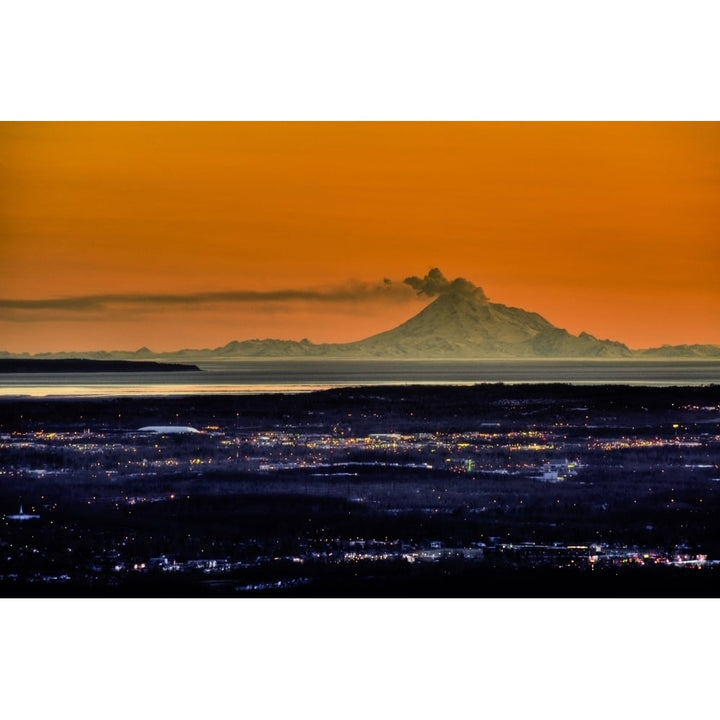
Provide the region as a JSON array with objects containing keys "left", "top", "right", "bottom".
[
  {"left": 2, "top": 1, "right": 719, "bottom": 120},
  {"left": 3, "top": 599, "right": 719, "bottom": 720},
  {"left": 2, "top": 3, "right": 718, "bottom": 718}
]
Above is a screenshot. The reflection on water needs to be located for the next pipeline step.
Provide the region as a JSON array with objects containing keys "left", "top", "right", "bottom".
[
  {"left": 0, "top": 383, "right": 338, "bottom": 398},
  {"left": 0, "top": 359, "right": 718, "bottom": 397}
]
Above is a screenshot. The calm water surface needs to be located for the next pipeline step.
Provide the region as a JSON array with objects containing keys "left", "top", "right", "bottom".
[{"left": 1, "top": 359, "right": 718, "bottom": 397}]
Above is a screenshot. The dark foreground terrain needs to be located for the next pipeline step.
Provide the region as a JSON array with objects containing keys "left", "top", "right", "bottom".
[
  {"left": 0, "top": 359, "right": 199, "bottom": 373},
  {"left": 1, "top": 384, "right": 719, "bottom": 596}
]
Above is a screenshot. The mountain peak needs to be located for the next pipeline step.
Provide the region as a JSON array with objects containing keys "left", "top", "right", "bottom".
[{"left": 343, "top": 268, "right": 632, "bottom": 358}]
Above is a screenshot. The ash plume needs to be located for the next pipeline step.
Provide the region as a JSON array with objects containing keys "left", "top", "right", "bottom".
[
  {"left": 0, "top": 280, "right": 416, "bottom": 318},
  {"left": 403, "top": 268, "right": 487, "bottom": 300}
]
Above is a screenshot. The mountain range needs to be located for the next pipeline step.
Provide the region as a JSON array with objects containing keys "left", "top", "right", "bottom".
[{"left": 3, "top": 271, "right": 719, "bottom": 360}]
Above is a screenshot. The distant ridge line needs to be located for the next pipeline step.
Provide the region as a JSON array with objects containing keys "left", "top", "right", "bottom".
[{"left": 0, "top": 359, "right": 200, "bottom": 373}]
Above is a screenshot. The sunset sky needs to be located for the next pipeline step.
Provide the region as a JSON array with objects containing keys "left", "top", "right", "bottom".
[{"left": 1, "top": 121, "right": 718, "bottom": 353}]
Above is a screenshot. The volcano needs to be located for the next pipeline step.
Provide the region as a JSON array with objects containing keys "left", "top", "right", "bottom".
[
  {"left": 340, "top": 275, "right": 632, "bottom": 358},
  {"left": 199, "top": 271, "right": 632, "bottom": 358}
]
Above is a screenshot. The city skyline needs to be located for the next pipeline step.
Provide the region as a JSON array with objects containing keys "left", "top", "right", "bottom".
[{"left": 1, "top": 122, "right": 718, "bottom": 353}]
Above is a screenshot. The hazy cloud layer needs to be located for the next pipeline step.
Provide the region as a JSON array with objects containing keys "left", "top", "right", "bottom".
[{"left": 0, "top": 281, "right": 417, "bottom": 317}]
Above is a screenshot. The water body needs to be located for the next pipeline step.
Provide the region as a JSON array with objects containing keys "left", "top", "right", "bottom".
[{"left": 0, "top": 359, "right": 718, "bottom": 397}]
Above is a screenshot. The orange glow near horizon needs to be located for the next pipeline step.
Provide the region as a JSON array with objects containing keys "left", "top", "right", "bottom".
[{"left": 1, "top": 122, "right": 718, "bottom": 353}]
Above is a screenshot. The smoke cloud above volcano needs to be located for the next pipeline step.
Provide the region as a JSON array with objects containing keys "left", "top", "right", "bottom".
[
  {"left": 403, "top": 268, "right": 487, "bottom": 300},
  {"left": 403, "top": 268, "right": 451, "bottom": 296}
]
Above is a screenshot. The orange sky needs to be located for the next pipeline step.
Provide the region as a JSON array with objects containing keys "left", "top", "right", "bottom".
[{"left": 1, "top": 122, "right": 718, "bottom": 353}]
